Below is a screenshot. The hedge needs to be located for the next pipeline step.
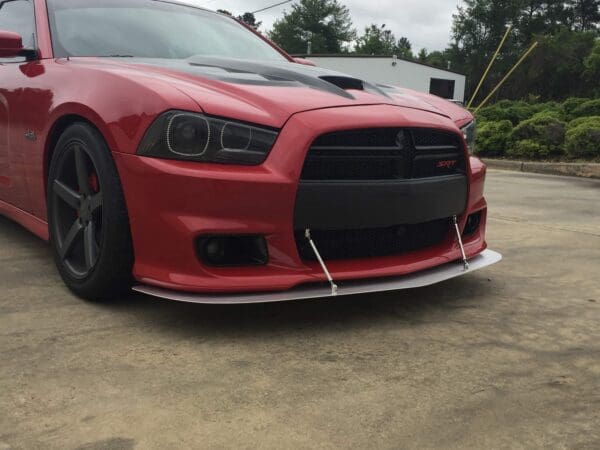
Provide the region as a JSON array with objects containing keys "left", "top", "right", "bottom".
[
  {"left": 570, "top": 99, "right": 600, "bottom": 119},
  {"left": 511, "top": 115, "right": 566, "bottom": 158},
  {"left": 476, "top": 101, "right": 541, "bottom": 125},
  {"left": 474, "top": 97, "right": 599, "bottom": 160},
  {"left": 565, "top": 121, "right": 600, "bottom": 159},
  {"left": 475, "top": 120, "right": 513, "bottom": 157},
  {"left": 562, "top": 97, "right": 590, "bottom": 119},
  {"left": 567, "top": 116, "right": 600, "bottom": 130},
  {"left": 507, "top": 139, "right": 552, "bottom": 159}
]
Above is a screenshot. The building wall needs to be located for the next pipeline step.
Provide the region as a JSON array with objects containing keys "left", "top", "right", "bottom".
[{"left": 307, "top": 57, "right": 466, "bottom": 103}]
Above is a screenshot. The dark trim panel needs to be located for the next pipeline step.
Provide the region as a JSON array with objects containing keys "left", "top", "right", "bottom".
[{"left": 294, "top": 174, "right": 468, "bottom": 230}]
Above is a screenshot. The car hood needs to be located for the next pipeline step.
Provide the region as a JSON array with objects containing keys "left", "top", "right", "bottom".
[{"left": 82, "top": 57, "right": 472, "bottom": 129}]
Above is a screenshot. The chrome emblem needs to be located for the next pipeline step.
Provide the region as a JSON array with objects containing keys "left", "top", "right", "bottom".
[{"left": 24, "top": 130, "right": 37, "bottom": 142}]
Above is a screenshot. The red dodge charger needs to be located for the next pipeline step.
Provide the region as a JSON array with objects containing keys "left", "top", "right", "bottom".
[{"left": 0, "top": 0, "right": 501, "bottom": 303}]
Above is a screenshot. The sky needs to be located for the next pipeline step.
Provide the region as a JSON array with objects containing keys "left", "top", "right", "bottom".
[{"left": 191, "top": 0, "right": 462, "bottom": 53}]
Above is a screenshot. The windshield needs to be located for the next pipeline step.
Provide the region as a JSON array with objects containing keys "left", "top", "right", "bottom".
[{"left": 46, "top": 0, "right": 288, "bottom": 61}]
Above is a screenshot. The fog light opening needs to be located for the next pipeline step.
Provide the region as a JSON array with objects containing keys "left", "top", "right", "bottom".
[
  {"left": 197, "top": 235, "right": 268, "bottom": 267},
  {"left": 463, "top": 212, "right": 482, "bottom": 237}
]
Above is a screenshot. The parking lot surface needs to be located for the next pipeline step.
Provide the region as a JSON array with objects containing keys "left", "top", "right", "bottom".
[{"left": 1, "top": 170, "right": 599, "bottom": 449}]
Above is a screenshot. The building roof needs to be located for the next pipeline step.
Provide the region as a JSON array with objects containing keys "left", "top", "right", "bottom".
[{"left": 292, "top": 53, "right": 466, "bottom": 77}]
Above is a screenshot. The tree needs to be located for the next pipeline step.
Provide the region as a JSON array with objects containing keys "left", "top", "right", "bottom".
[
  {"left": 504, "top": 28, "right": 597, "bottom": 99},
  {"left": 425, "top": 50, "right": 450, "bottom": 69},
  {"left": 447, "top": 0, "right": 600, "bottom": 102},
  {"left": 584, "top": 39, "right": 600, "bottom": 82},
  {"left": 396, "top": 37, "right": 414, "bottom": 59},
  {"left": 355, "top": 24, "right": 397, "bottom": 55},
  {"left": 449, "top": 0, "right": 523, "bottom": 96},
  {"left": 417, "top": 48, "right": 428, "bottom": 62},
  {"left": 217, "top": 10, "right": 262, "bottom": 30},
  {"left": 268, "top": 0, "right": 356, "bottom": 54},
  {"left": 354, "top": 25, "right": 414, "bottom": 58},
  {"left": 569, "top": 0, "right": 600, "bottom": 31},
  {"left": 583, "top": 36, "right": 600, "bottom": 97},
  {"left": 238, "top": 12, "right": 262, "bottom": 30}
]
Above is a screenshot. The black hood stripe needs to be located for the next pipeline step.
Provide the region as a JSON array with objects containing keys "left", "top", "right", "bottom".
[{"left": 135, "top": 56, "right": 392, "bottom": 100}]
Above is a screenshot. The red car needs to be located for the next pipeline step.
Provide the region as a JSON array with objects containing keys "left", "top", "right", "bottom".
[{"left": 0, "top": 0, "right": 501, "bottom": 303}]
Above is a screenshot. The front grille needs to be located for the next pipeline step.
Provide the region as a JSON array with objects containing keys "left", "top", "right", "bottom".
[
  {"left": 295, "top": 218, "right": 450, "bottom": 261},
  {"left": 301, "top": 128, "right": 465, "bottom": 181}
]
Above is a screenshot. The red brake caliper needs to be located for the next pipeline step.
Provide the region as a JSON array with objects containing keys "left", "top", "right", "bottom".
[{"left": 89, "top": 173, "right": 99, "bottom": 193}]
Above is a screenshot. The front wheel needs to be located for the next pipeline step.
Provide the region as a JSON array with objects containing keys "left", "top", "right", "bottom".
[{"left": 47, "top": 123, "right": 134, "bottom": 301}]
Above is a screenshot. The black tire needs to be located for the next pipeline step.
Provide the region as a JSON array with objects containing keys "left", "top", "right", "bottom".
[{"left": 47, "top": 122, "right": 134, "bottom": 301}]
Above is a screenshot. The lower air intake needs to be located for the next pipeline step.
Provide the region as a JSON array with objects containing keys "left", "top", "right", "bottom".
[{"left": 295, "top": 219, "right": 451, "bottom": 261}]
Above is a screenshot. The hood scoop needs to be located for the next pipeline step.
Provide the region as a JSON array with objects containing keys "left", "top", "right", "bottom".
[
  {"left": 182, "top": 56, "right": 391, "bottom": 100},
  {"left": 317, "top": 75, "right": 390, "bottom": 99}
]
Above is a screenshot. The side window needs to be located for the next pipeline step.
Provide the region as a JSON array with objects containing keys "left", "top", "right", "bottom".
[{"left": 0, "top": 0, "right": 36, "bottom": 49}]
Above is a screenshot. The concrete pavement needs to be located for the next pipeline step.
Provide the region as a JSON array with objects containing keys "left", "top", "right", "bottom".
[{"left": 1, "top": 170, "right": 599, "bottom": 449}]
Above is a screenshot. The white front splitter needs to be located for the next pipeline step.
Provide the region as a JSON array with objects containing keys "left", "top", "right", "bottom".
[{"left": 132, "top": 249, "right": 502, "bottom": 305}]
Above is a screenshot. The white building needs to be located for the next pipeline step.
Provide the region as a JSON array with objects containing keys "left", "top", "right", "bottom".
[{"left": 300, "top": 55, "right": 466, "bottom": 103}]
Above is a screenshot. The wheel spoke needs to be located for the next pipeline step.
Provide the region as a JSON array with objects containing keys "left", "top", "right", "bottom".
[
  {"left": 74, "top": 146, "right": 91, "bottom": 196},
  {"left": 53, "top": 180, "right": 81, "bottom": 210},
  {"left": 83, "top": 222, "right": 98, "bottom": 270},
  {"left": 60, "top": 220, "right": 84, "bottom": 260},
  {"left": 90, "top": 192, "right": 103, "bottom": 213}
]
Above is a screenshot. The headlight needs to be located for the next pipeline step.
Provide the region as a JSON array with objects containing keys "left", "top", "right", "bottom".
[
  {"left": 138, "top": 111, "right": 279, "bottom": 165},
  {"left": 461, "top": 120, "right": 476, "bottom": 154}
]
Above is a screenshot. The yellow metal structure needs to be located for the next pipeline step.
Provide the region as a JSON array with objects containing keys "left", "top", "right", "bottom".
[
  {"left": 474, "top": 41, "right": 539, "bottom": 113},
  {"left": 467, "top": 26, "right": 512, "bottom": 109}
]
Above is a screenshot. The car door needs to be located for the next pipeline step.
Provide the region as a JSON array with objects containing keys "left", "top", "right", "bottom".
[{"left": 0, "top": 0, "right": 37, "bottom": 209}]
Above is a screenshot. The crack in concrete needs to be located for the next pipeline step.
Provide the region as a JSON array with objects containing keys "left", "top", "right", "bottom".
[{"left": 489, "top": 215, "right": 600, "bottom": 238}]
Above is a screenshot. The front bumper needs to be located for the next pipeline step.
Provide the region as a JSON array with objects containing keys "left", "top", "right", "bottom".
[
  {"left": 133, "top": 250, "right": 502, "bottom": 304},
  {"left": 114, "top": 104, "right": 492, "bottom": 295}
]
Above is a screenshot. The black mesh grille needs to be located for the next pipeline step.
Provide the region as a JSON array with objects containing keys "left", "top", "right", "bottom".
[
  {"left": 295, "top": 219, "right": 450, "bottom": 261},
  {"left": 301, "top": 128, "right": 465, "bottom": 181},
  {"left": 295, "top": 128, "right": 463, "bottom": 261},
  {"left": 300, "top": 149, "right": 405, "bottom": 180},
  {"left": 313, "top": 128, "right": 401, "bottom": 147},
  {"left": 412, "top": 129, "right": 458, "bottom": 147}
]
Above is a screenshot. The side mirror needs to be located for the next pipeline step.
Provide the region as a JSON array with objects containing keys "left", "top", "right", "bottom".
[
  {"left": 0, "top": 30, "right": 25, "bottom": 58},
  {"left": 293, "top": 57, "right": 316, "bottom": 67}
]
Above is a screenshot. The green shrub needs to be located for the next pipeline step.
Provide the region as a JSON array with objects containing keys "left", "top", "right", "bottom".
[
  {"left": 503, "top": 103, "right": 539, "bottom": 125},
  {"left": 511, "top": 115, "right": 566, "bottom": 153},
  {"left": 475, "top": 104, "right": 509, "bottom": 123},
  {"left": 509, "top": 115, "right": 567, "bottom": 160},
  {"left": 474, "top": 98, "right": 598, "bottom": 160},
  {"left": 476, "top": 100, "right": 537, "bottom": 125},
  {"left": 565, "top": 121, "right": 600, "bottom": 159},
  {"left": 567, "top": 116, "right": 600, "bottom": 130},
  {"left": 507, "top": 140, "right": 553, "bottom": 159},
  {"left": 531, "top": 109, "right": 563, "bottom": 120},
  {"left": 571, "top": 99, "right": 600, "bottom": 119},
  {"left": 474, "top": 120, "right": 513, "bottom": 157},
  {"left": 562, "top": 97, "right": 590, "bottom": 119},
  {"left": 477, "top": 100, "right": 563, "bottom": 125},
  {"left": 535, "top": 101, "right": 561, "bottom": 112}
]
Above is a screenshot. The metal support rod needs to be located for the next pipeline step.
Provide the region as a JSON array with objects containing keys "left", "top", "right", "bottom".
[
  {"left": 467, "top": 25, "right": 512, "bottom": 109},
  {"left": 474, "top": 41, "right": 539, "bottom": 114},
  {"left": 453, "top": 216, "right": 470, "bottom": 271},
  {"left": 305, "top": 229, "right": 338, "bottom": 296}
]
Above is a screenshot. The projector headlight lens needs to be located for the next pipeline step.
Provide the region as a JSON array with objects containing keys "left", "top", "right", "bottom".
[
  {"left": 167, "top": 114, "right": 211, "bottom": 156},
  {"left": 138, "top": 111, "right": 279, "bottom": 165}
]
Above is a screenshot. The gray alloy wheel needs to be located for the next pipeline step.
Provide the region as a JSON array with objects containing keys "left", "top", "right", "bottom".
[
  {"left": 48, "top": 123, "right": 134, "bottom": 301},
  {"left": 50, "top": 141, "right": 103, "bottom": 279}
]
